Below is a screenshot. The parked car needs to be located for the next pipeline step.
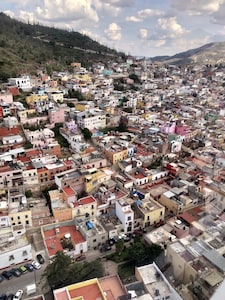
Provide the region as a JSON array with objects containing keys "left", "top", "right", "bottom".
[
  {"left": 24, "top": 263, "right": 34, "bottom": 272},
  {"left": 100, "top": 243, "right": 112, "bottom": 252},
  {"left": 2, "top": 271, "right": 13, "bottom": 280},
  {"left": 133, "top": 229, "right": 143, "bottom": 237},
  {"left": 13, "top": 290, "right": 23, "bottom": 300},
  {"left": 18, "top": 265, "right": 27, "bottom": 274},
  {"left": 154, "top": 220, "right": 165, "bottom": 228},
  {"left": 36, "top": 254, "right": 45, "bottom": 264},
  {"left": 0, "top": 274, "right": 4, "bottom": 283},
  {"left": 75, "top": 254, "right": 86, "bottom": 262},
  {"left": 31, "top": 260, "right": 41, "bottom": 270},
  {"left": 6, "top": 295, "right": 14, "bottom": 300},
  {"left": 10, "top": 268, "right": 22, "bottom": 277}
]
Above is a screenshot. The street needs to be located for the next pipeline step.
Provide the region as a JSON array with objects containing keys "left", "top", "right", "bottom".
[{"left": 0, "top": 262, "right": 50, "bottom": 296}]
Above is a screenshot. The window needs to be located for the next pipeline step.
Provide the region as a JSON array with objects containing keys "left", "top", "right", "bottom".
[
  {"left": 93, "top": 239, "right": 96, "bottom": 242},
  {"left": 17, "top": 216, "right": 20, "bottom": 219},
  {"left": 160, "top": 211, "right": 163, "bottom": 216},
  {"left": 127, "top": 216, "right": 131, "bottom": 221},
  {"left": 11, "top": 217, "right": 14, "bottom": 221},
  {"left": 91, "top": 205, "right": 94, "bottom": 209},
  {"left": 25, "top": 215, "right": 28, "bottom": 218},
  {"left": 22, "top": 250, "right": 28, "bottom": 256}
]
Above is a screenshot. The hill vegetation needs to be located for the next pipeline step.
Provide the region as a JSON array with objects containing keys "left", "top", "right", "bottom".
[{"left": 0, "top": 12, "right": 125, "bottom": 80}]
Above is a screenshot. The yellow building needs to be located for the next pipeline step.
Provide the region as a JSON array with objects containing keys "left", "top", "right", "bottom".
[
  {"left": 84, "top": 168, "right": 102, "bottom": 193},
  {"left": 159, "top": 190, "right": 194, "bottom": 215},
  {"left": 18, "top": 109, "right": 36, "bottom": 121},
  {"left": 72, "top": 195, "right": 97, "bottom": 218},
  {"left": 73, "top": 74, "right": 92, "bottom": 83},
  {"left": 9, "top": 209, "right": 32, "bottom": 228},
  {"left": 104, "top": 147, "right": 128, "bottom": 165},
  {"left": 26, "top": 94, "right": 48, "bottom": 105},
  {"left": 136, "top": 197, "right": 165, "bottom": 227},
  {"left": 75, "top": 102, "right": 90, "bottom": 112}
]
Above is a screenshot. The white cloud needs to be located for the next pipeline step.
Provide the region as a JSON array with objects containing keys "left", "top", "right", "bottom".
[
  {"left": 126, "top": 8, "right": 164, "bottom": 23},
  {"left": 102, "top": 0, "right": 135, "bottom": 7},
  {"left": 139, "top": 28, "right": 148, "bottom": 40},
  {"left": 36, "top": 0, "right": 99, "bottom": 23},
  {"left": 157, "top": 17, "right": 185, "bottom": 39},
  {"left": 126, "top": 16, "right": 141, "bottom": 22},
  {"left": 104, "top": 22, "right": 121, "bottom": 41},
  {"left": 171, "top": 0, "right": 224, "bottom": 15},
  {"left": 137, "top": 9, "right": 164, "bottom": 18}
]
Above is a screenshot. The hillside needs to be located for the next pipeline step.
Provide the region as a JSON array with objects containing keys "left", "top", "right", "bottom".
[
  {"left": 151, "top": 42, "right": 225, "bottom": 65},
  {"left": 0, "top": 13, "right": 125, "bottom": 80}
]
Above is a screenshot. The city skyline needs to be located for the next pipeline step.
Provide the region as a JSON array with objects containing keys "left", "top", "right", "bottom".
[{"left": 1, "top": 0, "right": 225, "bottom": 57}]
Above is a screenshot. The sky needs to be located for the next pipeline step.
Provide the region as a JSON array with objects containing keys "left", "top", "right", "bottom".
[{"left": 2, "top": 0, "right": 225, "bottom": 57}]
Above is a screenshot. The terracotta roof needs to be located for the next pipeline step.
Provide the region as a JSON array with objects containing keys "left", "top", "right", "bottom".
[
  {"left": 63, "top": 187, "right": 75, "bottom": 197},
  {"left": 179, "top": 212, "right": 196, "bottom": 224},
  {"left": 73, "top": 196, "right": 96, "bottom": 207}
]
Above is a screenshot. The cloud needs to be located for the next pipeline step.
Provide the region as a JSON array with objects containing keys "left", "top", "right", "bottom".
[
  {"left": 139, "top": 28, "right": 148, "bottom": 39},
  {"left": 102, "top": 0, "right": 135, "bottom": 7},
  {"left": 36, "top": 0, "right": 99, "bottom": 23},
  {"left": 126, "top": 16, "right": 141, "bottom": 22},
  {"left": 104, "top": 23, "right": 122, "bottom": 41},
  {"left": 137, "top": 9, "right": 164, "bottom": 18},
  {"left": 211, "top": 3, "right": 225, "bottom": 24},
  {"left": 171, "top": 0, "right": 224, "bottom": 15},
  {"left": 126, "top": 8, "right": 164, "bottom": 23},
  {"left": 157, "top": 17, "right": 185, "bottom": 39}
]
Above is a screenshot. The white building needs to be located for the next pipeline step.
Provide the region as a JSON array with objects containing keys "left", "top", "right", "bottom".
[
  {"left": 76, "top": 111, "right": 106, "bottom": 130},
  {"left": 23, "top": 167, "right": 39, "bottom": 186},
  {"left": 3, "top": 116, "right": 19, "bottom": 128},
  {"left": 0, "top": 229, "right": 32, "bottom": 269},
  {"left": 2, "top": 134, "right": 23, "bottom": 145},
  {"left": 115, "top": 199, "right": 134, "bottom": 234},
  {"left": 135, "top": 262, "right": 183, "bottom": 300},
  {"left": 8, "top": 76, "right": 31, "bottom": 91}
]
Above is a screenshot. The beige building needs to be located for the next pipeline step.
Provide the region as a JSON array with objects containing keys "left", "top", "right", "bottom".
[
  {"left": 136, "top": 197, "right": 165, "bottom": 227},
  {"left": 72, "top": 195, "right": 97, "bottom": 219},
  {"left": 9, "top": 207, "right": 32, "bottom": 228}
]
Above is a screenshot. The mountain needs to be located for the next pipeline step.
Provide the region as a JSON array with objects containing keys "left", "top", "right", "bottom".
[
  {"left": 151, "top": 42, "right": 225, "bottom": 65},
  {"left": 0, "top": 13, "right": 125, "bottom": 80}
]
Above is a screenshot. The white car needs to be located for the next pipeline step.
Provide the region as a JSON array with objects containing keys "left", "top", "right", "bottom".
[
  {"left": 31, "top": 260, "right": 41, "bottom": 270},
  {"left": 13, "top": 290, "right": 23, "bottom": 300}
]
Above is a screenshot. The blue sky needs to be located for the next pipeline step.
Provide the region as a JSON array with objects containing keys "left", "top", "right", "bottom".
[{"left": 1, "top": 0, "right": 225, "bottom": 57}]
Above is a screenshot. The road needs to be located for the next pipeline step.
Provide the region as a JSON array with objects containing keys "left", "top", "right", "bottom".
[{"left": 0, "top": 262, "right": 50, "bottom": 297}]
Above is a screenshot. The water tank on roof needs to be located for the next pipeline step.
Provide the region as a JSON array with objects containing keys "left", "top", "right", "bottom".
[{"left": 64, "top": 233, "right": 71, "bottom": 239}]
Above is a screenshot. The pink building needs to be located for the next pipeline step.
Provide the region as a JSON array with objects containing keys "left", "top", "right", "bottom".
[
  {"left": 160, "top": 122, "right": 176, "bottom": 134},
  {"left": 175, "top": 124, "right": 191, "bottom": 136},
  {"left": 0, "top": 92, "right": 13, "bottom": 104},
  {"left": 48, "top": 107, "right": 65, "bottom": 124}
]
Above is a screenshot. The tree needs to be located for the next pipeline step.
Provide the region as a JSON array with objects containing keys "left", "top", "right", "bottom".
[
  {"left": 44, "top": 251, "right": 103, "bottom": 289},
  {"left": 116, "top": 239, "right": 124, "bottom": 255},
  {"left": 44, "top": 251, "right": 72, "bottom": 288},
  {"left": 81, "top": 128, "right": 92, "bottom": 140},
  {"left": 25, "top": 190, "right": 32, "bottom": 198}
]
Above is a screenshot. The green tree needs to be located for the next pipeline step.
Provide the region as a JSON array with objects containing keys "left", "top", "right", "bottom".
[
  {"left": 81, "top": 128, "right": 92, "bottom": 140},
  {"left": 116, "top": 239, "right": 124, "bottom": 255},
  {"left": 25, "top": 190, "right": 33, "bottom": 198},
  {"left": 44, "top": 251, "right": 72, "bottom": 288}
]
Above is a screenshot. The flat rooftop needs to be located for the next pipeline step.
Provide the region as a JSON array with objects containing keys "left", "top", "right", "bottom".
[{"left": 43, "top": 225, "right": 85, "bottom": 257}]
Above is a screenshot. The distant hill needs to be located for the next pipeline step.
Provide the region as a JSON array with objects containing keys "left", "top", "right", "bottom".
[
  {"left": 151, "top": 42, "right": 225, "bottom": 65},
  {"left": 0, "top": 12, "right": 125, "bottom": 80}
]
